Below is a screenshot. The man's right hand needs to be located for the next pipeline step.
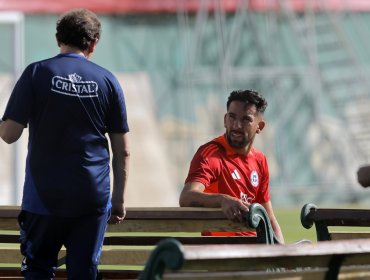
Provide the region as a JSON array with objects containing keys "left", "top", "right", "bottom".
[
  {"left": 108, "top": 202, "right": 126, "bottom": 225},
  {"left": 220, "top": 195, "right": 250, "bottom": 222}
]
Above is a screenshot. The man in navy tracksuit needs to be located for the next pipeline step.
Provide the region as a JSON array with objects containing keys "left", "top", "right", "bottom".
[{"left": 0, "top": 8, "right": 130, "bottom": 279}]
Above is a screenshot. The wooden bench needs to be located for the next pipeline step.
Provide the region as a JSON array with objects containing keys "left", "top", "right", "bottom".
[
  {"left": 140, "top": 237, "right": 370, "bottom": 280},
  {"left": 0, "top": 203, "right": 279, "bottom": 279},
  {"left": 301, "top": 203, "right": 370, "bottom": 241}
]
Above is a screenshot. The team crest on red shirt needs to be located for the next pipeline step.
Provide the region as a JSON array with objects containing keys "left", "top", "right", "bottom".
[{"left": 250, "top": 170, "right": 259, "bottom": 187}]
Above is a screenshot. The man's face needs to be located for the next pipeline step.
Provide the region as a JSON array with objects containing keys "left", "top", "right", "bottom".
[{"left": 224, "top": 101, "right": 264, "bottom": 150}]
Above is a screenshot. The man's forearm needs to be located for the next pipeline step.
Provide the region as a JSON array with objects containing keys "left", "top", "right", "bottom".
[
  {"left": 111, "top": 154, "right": 129, "bottom": 203},
  {"left": 108, "top": 132, "right": 130, "bottom": 204},
  {"left": 180, "top": 191, "right": 226, "bottom": 208},
  {"left": 108, "top": 141, "right": 129, "bottom": 224}
]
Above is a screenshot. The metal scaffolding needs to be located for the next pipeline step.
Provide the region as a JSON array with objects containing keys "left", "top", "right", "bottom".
[
  {"left": 2, "top": 1, "right": 370, "bottom": 206},
  {"left": 172, "top": 0, "right": 370, "bottom": 204}
]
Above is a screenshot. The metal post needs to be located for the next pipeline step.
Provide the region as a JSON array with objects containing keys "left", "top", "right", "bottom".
[{"left": 0, "top": 12, "right": 25, "bottom": 205}]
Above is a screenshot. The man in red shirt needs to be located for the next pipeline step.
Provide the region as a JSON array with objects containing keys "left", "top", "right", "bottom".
[{"left": 179, "top": 89, "right": 284, "bottom": 243}]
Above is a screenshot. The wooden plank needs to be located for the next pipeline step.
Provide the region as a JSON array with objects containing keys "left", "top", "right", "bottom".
[
  {"left": 330, "top": 232, "right": 370, "bottom": 240},
  {"left": 99, "top": 249, "right": 150, "bottom": 266},
  {"left": 0, "top": 235, "right": 258, "bottom": 246},
  {"left": 164, "top": 268, "right": 370, "bottom": 280},
  {"left": 180, "top": 238, "right": 370, "bottom": 260},
  {"left": 301, "top": 205, "right": 370, "bottom": 241},
  {"left": 0, "top": 249, "right": 23, "bottom": 263},
  {"left": 342, "top": 254, "right": 370, "bottom": 266},
  {"left": 144, "top": 239, "right": 370, "bottom": 280},
  {"left": 0, "top": 247, "right": 148, "bottom": 266},
  {"left": 0, "top": 207, "right": 20, "bottom": 217},
  {"left": 98, "top": 270, "right": 140, "bottom": 280},
  {"left": 339, "top": 269, "right": 370, "bottom": 279},
  {"left": 182, "top": 255, "right": 370, "bottom": 273},
  {"left": 107, "top": 220, "right": 253, "bottom": 233},
  {"left": 0, "top": 206, "right": 228, "bottom": 220},
  {"left": 124, "top": 207, "right": 228, "bottom": 219},
  {"left": 307, "top": 208, "right": 370, "bottom": 227},
  {"left": 0, "top": 248, "right": 67, "bottom": 264},
  {"left": 0, "top": 219, "right": 19, "bottom": 231},
  {"left": 0, "top": 268, "right": 140, "bottom": 280},
  {"left": 181, "top": 255, "right": 332, "bottom": 271},
  {"left": 0, "top": 207, "right": 253, "bottom": 233},
  {"left": 164, "top": 269, "right": 328, "bottom": 280},
  {"left": 103, "top": 236, "right": 258, "bottom": 245},
  {"left": 156, "top": 237, "right": 370, "bottom": 273},
  {"left": 0, "top": 219, "right": 254, "bottom": 234}
]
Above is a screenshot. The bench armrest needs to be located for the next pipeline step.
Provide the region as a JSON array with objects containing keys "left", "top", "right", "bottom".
[{"left": 246, "top": 203, "right": 281, "bottom": 244}]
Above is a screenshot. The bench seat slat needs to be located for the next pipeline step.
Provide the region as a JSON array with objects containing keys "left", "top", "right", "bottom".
[
  {"left": 181, "top": 239, "right": 370, "bottom": 259},
  {"left": 107, "top": 220, "right": 254, "bottom": 233},
  {"left": 0, "top": 248, "right": 23, "bottom": 263},
  {"left": 181, "top": 256, "right": 332, "bottom": 271},
  {"left": 164, "top": 269, "right": 328, "bottom": 280},
  {"left": 0, "top": 247, "right": 149, "bottom": 266},
  {"left": 163, "top": 268, "right": 370, "bottom": 280}
]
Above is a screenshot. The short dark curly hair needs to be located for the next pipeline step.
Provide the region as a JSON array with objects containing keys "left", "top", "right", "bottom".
[
  {"left": 227, "top": 89, "right": 268, "bottom": 113},
  {"left": 56, "top": 8, "right": 101, "bottom": 51}
]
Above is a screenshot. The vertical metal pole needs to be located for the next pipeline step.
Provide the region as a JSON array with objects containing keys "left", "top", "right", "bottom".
[{"left": 10, "top": 13, "right": 25, "bottom": 205}]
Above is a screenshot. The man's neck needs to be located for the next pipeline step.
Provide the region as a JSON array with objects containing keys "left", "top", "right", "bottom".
[
  {"left": 235, "top": 145, "right": 252, "bottom": 157},
  {"left": 59, "top": 44, "right": 87, "bottom": 58}
]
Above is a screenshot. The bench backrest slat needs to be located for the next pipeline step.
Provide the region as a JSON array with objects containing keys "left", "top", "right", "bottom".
[
  {"left": 0, "top": 207, "right": 255, "bottom": 233},
  {"left": 141, "top": 238, "right": 370, "bottom": 280},
  {"left": 301, "top": 203, "right": 370, "bottom": 241},
  {"left": 330, "top": 232, "right": 370, "bottom": 240},
  {"left": 108, "top": 219, "right": 253, "bottom": 233},
  {"left": 308, "top": 209, "right": 370, "bottom": 226},
  {"left": 103, "top": 236, "right": 258, "bottom": 245}
]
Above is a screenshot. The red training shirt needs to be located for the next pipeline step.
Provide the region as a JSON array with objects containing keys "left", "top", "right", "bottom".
[{"left": 185, "top": 134, "right": 270, "bottom": 236}]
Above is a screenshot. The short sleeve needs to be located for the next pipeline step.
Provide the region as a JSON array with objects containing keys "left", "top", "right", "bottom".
[
  {"left": 185, "top": 145, "right": 221, "bottom": 187},
  {"left": 106, "top": 76, "right": 129, "bottom": 133},
  {"left": 255, "top": 155, "right": 270, "bottom": 203}
]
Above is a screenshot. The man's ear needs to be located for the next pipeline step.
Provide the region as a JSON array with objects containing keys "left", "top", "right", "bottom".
[
  {"left": 86, "top": 39, "right": 98, "bottom": 58},
  {"left": 223, "top": 113, "right": 227, "bottom": 128},
  {"left": 90, "top": 39, "right": 98, "bottom": 53},
  {"left": 256, "top": 120, "right": 265, "bottom": 134}
]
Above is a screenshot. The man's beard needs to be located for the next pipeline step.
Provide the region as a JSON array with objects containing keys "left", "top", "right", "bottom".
[{"left": 226, "top": 131, "right": 248, "bottom": 149}]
